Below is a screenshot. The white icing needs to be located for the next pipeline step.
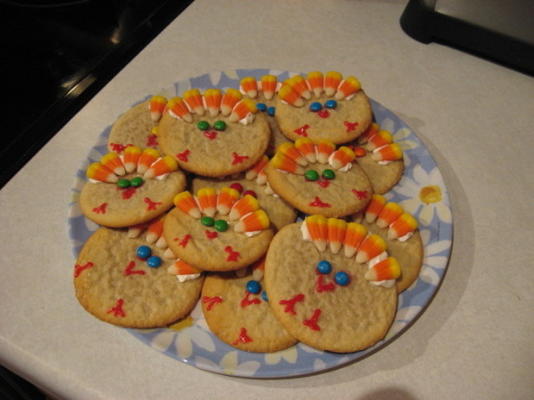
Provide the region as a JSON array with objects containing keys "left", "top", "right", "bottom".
[
  {"left": 397, "top": 231, "right": 414, "bottom": 242},
  {"left": 176, "top": 273, "right": 201, "bottom": 283},
  {"left": 300, "top": 221, "right": 311, "bottom": 241},
  {"left": 245, "top": 230, "right": 262, "bottom": 238},
  {"left": 239, "top": 113, "right": 255, "bottom": 125},
  {"left": 155, "top": 173, "right": 169, "bottom": 181},
  {"left": 168, "top": 109, "right": 184, "bottom": 121},
  {"left": 88, "top": 178, "right": 101, "bottom": 184},
  {"left": 378, "top": 160, "right": 392, "bottom": 165}
]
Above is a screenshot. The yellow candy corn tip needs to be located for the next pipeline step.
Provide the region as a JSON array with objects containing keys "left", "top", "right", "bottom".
[
  {"left": 124, "top": 146, "right": 141, "bottom": 153},
  {"left": 204, "top": 88, "right": 221, "bottom": 95},
  {"left": 220, "top": 187, "right": 240, "bottom": 198},
  {"left": 254, "top": 209, "right": 270, "bottom": 227},
  {"left": 161, "top": 155, "right": 178, "bottom": 169},
  {"left": 100, "top": 152, "right": 120, "bottom": 162},
  {"left": 183, "top": 89, "right": 201, "bottom": 97},
  {"left": 142, "top": 148, "right": 160, "bottom": 157},
  {"left": 174, "top": 191, "right": 192, "bottom": 202},
  {"left": 224, "top": 88, "right": 242, "bottom": 97},
  {"left": 326, "top": 71, "right": 343, "bottom": 79},
  {"left": 151, "top": 95, "right": 167, "bottom": 103},
  {"left": 197, "top": 188, "right": 216, "bottom": 197},
  {"left": 261, "top": 75, "right": 276, "bottom": 82},
  {"left": 317, "top": 139, "right": 335, "bottom": 148},
  {"left": 241, "top": 77, "right": 256, "bottom": 84}
]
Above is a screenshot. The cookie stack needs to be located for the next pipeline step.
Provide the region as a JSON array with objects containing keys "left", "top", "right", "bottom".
[{"left": 73, "top": 71, "right": 422, "bottom": 354}]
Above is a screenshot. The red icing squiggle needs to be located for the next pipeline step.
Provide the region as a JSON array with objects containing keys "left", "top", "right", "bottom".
[
  {"left": 294, "top": 124, "right": 310, "bottom": 137},
  {"left": 110, "top": 143, "right": 132, "bottom": 153},
  {"left": 177, "top": 149, "right": 190, "bottom": 162},
  {"left": 202, "top": 296, "right": 223, "bottom": 311},
  {"left": 107, "top": 299, "right": 126, "bottom": 317},
  {"left": 240, "top": 292, "right": 261, "bottom": 308},
  {"left": 351, "top": 189, "right": 369, "bottom": 200},
  {"left": 144, "top": 197, "right": 161, "bottom": 211},
  {"left": 232, "top": 327, "right": 253, "bottom": 345},
  {"left": 204, "top": 131, "right": 217, "bottom": 140},
  {"left": 175, "top": 234, "right": 192, "bottom": 248},
  {"left": 123, "top": 261, "right": 145, "bottom": 276},
  {"left": 119, "top": 187, "right": 137, "bottom": 200},
  {"left": 344, "top": 121, "right": 359, "bottom": 132},
  {"left": 303, "top": 309, "right": 321, "bottom": 331},
  {"left": 146, "top": 134, "right": 158, "bottom": 147},
  {"left": 232, "top": 152, "right": 249, "bottom": 165},
  {"left": 205, "top": 230, "right": 218, "bottom": 239},
  {"left": 74, "top": 261, "right": 94, "bottom": 278},
  {"left": 316, "top": 178, "right": 330, "bottom": 188},
  {"left": 309, "top": 196, "right": 331, "bottom": 208},
  {"left": 315, "top": 275, "right": 336, "bottom": 293},
  {"left": 92, "top": 203, "right": 108, "bottom": 214},
  {"left": 224, "top": 246, "right": 240, "bottom": 262},
  {"left": 279, "top": 293, "right": 305, "bottom": 315}
]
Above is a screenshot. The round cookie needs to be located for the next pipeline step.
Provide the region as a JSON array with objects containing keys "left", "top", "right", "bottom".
[
  {"left": 158, "top": 88, "right": 271, "bottom": 177},
  {"left": 80, "top": 149, "right": 186, "bottom": 228},
  {"left": 164, "top": 188, "right": 274, "bottom": 271},
  {"left": 274, "top": 72, "right": 372, "bottom": 144},
  {"left": 264, "top": 140, "right": 373, "bottom": 217},
  {"left": 264, "top": 221, "right": 397, "bottom": 353},
  {"left": 201, "top": 260, "right": 297, "bottom": 352},
  {"left": 74, "top": 227, "right": 203, "bottom": 328}
]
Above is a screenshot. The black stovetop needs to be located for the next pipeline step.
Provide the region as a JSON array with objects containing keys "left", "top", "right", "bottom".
[{"left": 0, "top": 0, "right": 193, "bottom": 189}]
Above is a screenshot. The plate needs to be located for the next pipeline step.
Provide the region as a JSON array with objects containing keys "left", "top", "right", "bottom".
[{"left": 68, "top": 69, "right": 452, "bottom": 378}]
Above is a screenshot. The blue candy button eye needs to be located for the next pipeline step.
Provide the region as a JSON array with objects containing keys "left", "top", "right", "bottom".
[
  {"left": 335, "top": 271, "right": 350, "bottom": 286},
  {"left": 257, "top": 102, "right": 267, "bottom": 112},
  {"left": 324, "top": 99, "right": 337, "bottom": 109},
  {"left": 261, "top": 290, "right": 269, "bottom": 302},
  {"left": 136, "top": 245, "right": 152, "bottom": 260},
  {"left": 267, "top": 106, "right": 276, "bottom": 117},
  {"left": 309, "top": 102, "right": 322, "bottom": 112},
  {"left": 246, "top": 280, "right": 262, "bottom": 294},
  {"left": 316, "top": 260, "right": 332, "bottom": 275},
  {"left": 147, "top": 256, "right": 162, "bottom": 268}
]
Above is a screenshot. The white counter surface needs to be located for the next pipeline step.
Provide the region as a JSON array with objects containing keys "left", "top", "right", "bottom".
[{"left": 1, "top": 1, "right": 533, "bottom": 399}]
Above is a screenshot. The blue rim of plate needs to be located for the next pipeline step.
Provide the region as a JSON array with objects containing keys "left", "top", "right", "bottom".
[{"left": 68, "top": 69, "right": 453, "bottom": 378}]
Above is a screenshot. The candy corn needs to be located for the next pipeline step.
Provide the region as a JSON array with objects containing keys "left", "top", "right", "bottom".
[
  {"left": 277, "top": 142, "right": 308, "bottom": 166},
  {"left": 365, "top": 257, "right": 401, "bottom": 281},
  {"left": 122, "top": 146, "right": 141, "bottom": 173},
  {"left": 335, "top": 76, "right": 361, "bottom": 100},
  {"left": 376, "top": 202, "right": 404, "bottom": 228},
  {"left": 367, "top": 130, "right": 393, "bottom": 150},
  {"left": 137, "top": 148, "right": 160, "bottom": 174},
  {"left": 229, "top": 99, "right": 257, "bottom": 122},
  {"left": 316, "top": 140, "right": 335, "bottom": 164},
  {"left": 356, "top": 234, "right": 387, "bottom": 263},
  {"left": 155, "top": 235, "right": 167, "bottom": 249},
  {"left": 234, "top": 210, "right": 270, "bottom": 233},
  {"left": 127, "top": 223, "right": 147, "bottom": 238},
  {"left": 203, "top": 89, "right": 222, "bottom": 117},
  {"left": 278, "top": 84, "right": 304, "bottom": 107},
  {"left": 372, "top": 143, "right": 403, "bottom": 162},
  {"left": 343, "top": 222, "right": 367, "bottom": 258},
  {"left": 163, "top": 247, "right": 176, "bottom": 259},
  {"left": 216, "top": 187, "right": 240, "bottom": 215},
  {"left": 245, "top": 156, "right": 269, "bottom": 180},
  {"left": 260, "top": 75, "right": 277, "bottom": 100},
  {"left": 305, "top": 215, "right": 328, "bottom": 252},
  {"left": 365, "top": 194, "right": 387, "bottom": 223},
  {"left": 252, "top": 258, "right": 265, "bottom": 281},
  {"left": 328, "top": 146, "right": 355, "bottom": 169},
  {"left": 324, "top": 71, "right": 343, "bottom": 97},
  {"left": 174, "top": 191, "right": 201, "bottom": 218},
  {"left": 327, "top": 218, "right": 347, "bottom": 254},
  {"left": 229, "top": 195, "right": 260, "bottom": 221},
  {"left": 149, "top": 95, "right": 167, "bottom": 122},
  {"left": 295, "top": 138, "right": 317, "bottom": 163},
  {"left": 220, "top": 89, "right": 243, "bottom": 116},
  {"left": 286, "top": 75, "right": 312, "bottom": 100},
  {"left": 146, "top": 219, "right": 164, "bottom": 244},
  {"left": 359, "top": 122, "right": 380, "bottom": 144},
  {"left": 306, "top": 71, "right": 324, "bottom": 97},
  {"left": 183, "top": 89, "right": 205, "bottom": 115},
  {"left": 86, "top": 162, "right": 117, "bottom": 183},
  {"left": 100, "top": 152, "right": 125, "bottom": 176},
  {"left": 168, "top": 259, "right": 201, "bottom": 275},
  {"left": 143, "top": 155, "right": 178, "bottom": 179},
  {"left": 196, "top": 188, "right": 217, "bottom": 217},
  {"left": 167, "top": 97, "right": 192, "bottom": 123},
  {"left": 270, "top": 152, "right": 304, "bottom": 174},
  {"left": 240, "top": 77, "right": 258, "bottom": 98},
  {"left": 388, "top": 213, "right": 418, "bottom": 240}
]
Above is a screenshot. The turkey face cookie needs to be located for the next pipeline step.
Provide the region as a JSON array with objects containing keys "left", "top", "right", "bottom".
[
  {"left": 108, "top": 96, "right": 167, "bottom": 153},
  {"left": 264, "top": 139, "right": 373, "bottom": 217},
  {"left": 164, "top": 188, "right": 274, "bottom": 271},
  {"left": 201, "top": 258, "right": 297, "bottom": 352},
  {"left": 357, "top": 195, "right": 423, "bottom": 292},
  {"left": 73, "top": 227, "right": 203, "bottom": 328},
  {"left": 158, "top": 88, "right": 270, "bottom": 177},
  {"left": 274, "top": 71, "right": 372, "bottom": 144},
  {"left": 80, "top": 148, "right": 186, "bottom": 227},
  {"left": 265, "top": 216, "right": 400, "bottom": 353},
  {"left": 192, "top": 157, "right": 297, "bottom": 231}
]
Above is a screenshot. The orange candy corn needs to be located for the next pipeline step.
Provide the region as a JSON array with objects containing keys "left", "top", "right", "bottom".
[
  {"left": 365, "top": 257, "right": 401, "bottom": 281},
  {"left": 183, "top": 89, "right": 205, "bottom": 115},
  {"left": 335, "top": 76, "right": 361, "bottom": 100},
  {"left": 146, "top": 219, "right": 164, "bottom": 244},
  {"left": 240, "top": 77, "right": 258, "bottom": 98},
  {"left": 168, "top": 259, "right": 201, "bottom": 276},
  {"left": 203, "top": 89, "right": 222, "bottom": 117},
  {"left": 137, "top": 148, "right": 160, "bottom": 174},
  {"left": 122, "top": 146, "right": 142, "bottom": 173},
  {"left": 295, "top": 138, "right": 317, "bottom": 163},
  {"left": 260, "top": 75, "right": 277, "bottom": 100},
  {"left": 229, "top": 195, "right": 260, "bottom": 221},
  {"left": 149, "top": 95, "right": 167, "bottom": 122},
  {"left": 245, "top": 155, "right": 269, "bottom": 181},
  {"left": 251, "top": 257, "right": 266, "bottom": 280},
  {"left": 86, "top": 162, "right": 117, "bottom": 183},
  {"left": 305, "top": 215, "right": 328, "bottom": 252},
  {"left": 270, "top": 152, "right": 304, "bottom": 175},
  {"left": 306, "top": 71, "right": 324, "bottom": 97},
  {"left": 174, "top": 191, "right": 201, "bottom": 219},
  {"left": 367, "top": 130, "right": 393, "bottom": 150},
  {"left": 278, "top": 84, "right": 304, "bottom": 107},
  {"left": 356, "top": 234, "right": 387, "bottom": 263},
  {"left": 229, "top": 99, "right": 257, "bottom": 122},
  {"left": 196, "top": 188, "right": 217, "bottom": 217},
  {"left": 286, "top": 75, "right": 312, "bottom": 100},
  {"left": 127, "top": 222, "right": 148, "bottom": 238},
  {"left": 365, "top": 194, "right": 387, "bottom": 223},
  {"left": 216, "top": 187, "right": 240, "bottom": 216},
  {"left": 372, "top": 143, "right": 403, "bottom": 162},
  {"left": 316, "top": 140, "right": 335, "bottom": 164},
  {"left": 343, "top": 222, "right": 368, "bottom": 258},
  {"left": 167, "top": 97, "right": 192, "bottom": 123},
  {"left": 220, "top": 89, "right": 243, "bottom": 116},
  {"left": 376, "top": 202, "right": 404, "bottom": 228},
  {"left": 143, "top": 155, "right": 178, "bottom": 179},
  {"left": 359, "top": 122, "right": 380, "bottom": 144},
  {"left": 327, "top": 218, "right": 347, "bottom": 254},
  {"left": 324, "top": 71, "right": 343, "bottom": 96},
  {"left": 388, "top": 213, "right": 418, "bottom": 240},
  {"left": 277, "top": 142, "right": 308, "bottom": 166},
  {"left": 234, "top": 209, "right": 270, "bottom": 233},
  {"left": 329, "top": 146, "right": 355, "bottom": 169},
  {"left": 100, "top": 152, "right": 125, "bottom": 176}
]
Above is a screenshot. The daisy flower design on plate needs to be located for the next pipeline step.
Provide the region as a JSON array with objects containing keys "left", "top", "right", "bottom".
[
  {"left": 380, "top": 118, "right": 420, "bottom": 152},
  {"left": 195, "top": 351, "right": 261, "bottom": 376},
  {"left": 264, "top": 346, "right": 298, "bottom": 365},
  {"left": 417, "top": 228, "right": 451, "bottom": 286}
]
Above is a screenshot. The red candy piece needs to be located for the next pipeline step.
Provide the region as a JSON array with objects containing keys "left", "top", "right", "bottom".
[
  {"left": 315, "top": 275, "right": 336, "bottom": 293},
  {"left": 146, "top": 134, "right": 158, "bottom": 147},
  {"left": 317, "top": 110, "right": 330, "bottom": 119},
  {"left": 74, "top": 261, "right": 94, "bottom": 278},
  {"left": 316, "top": 179, "right": 330, "bottom": 188},
  {"left": 176, "top": 149, "right": 190, "bottom": 162},
  {"left": 309, "top": 197, "right": 331, "bottom": 208},
  {"left": 203, "top": 130, "right": 217, "bottom": 140},
  {"left": 202, "top": 296, "right": 223, "bottom": 311},
  {"left": 224, "top": 246, "right": 240, "bottom": 262},
  {"left": 144, "top": 197, "right": 161, "bottom": 211},
  {"left": 176, "top": 234, "right": 192, "bottom": 248},
  {"left": 242, "top": 190, "right": 257, "bottom": 198},
  {"left": 205, "top": 230, "right": 218, "bottom": 239},
  {"left": 232, "top": 327, "right": 253, "bottom": 345},
  {"left": 303, "top": 309, "right": 321, "bottom": 331},
  {"left": 344, "top": 121, "right": 359, "bottom": 132},
  {"left": 232, "top": 152, "right": 249, "bottom": 165},
  {"left": 240, "top": 292, "right": 261, "bottom": 308},
  {"left": 230, "top": 183, "right": 244, "bottom": 193},
  {"left": 294, "top": 124, "right": 310, "bottom": 137},
  {"left": 279, "top": 293, "right": 305, "bottom": 315},
  {"left": 123, "top": 261, "right": 145, "bottom": 276},
  {"left": 107, "top": 299, "right": 126, "bottom": 318},
  {"left": 92, "top": 203, "right": 107, "bottom": 214},
  {"left": 352, "top": 189, "right": 369, "bottom": 200}
]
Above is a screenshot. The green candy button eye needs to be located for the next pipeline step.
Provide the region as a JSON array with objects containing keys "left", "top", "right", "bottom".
[
  {"left": 130, "top": 177, "right": 144, "bottom": 187},
  {"left": 304, "top": 170, "right": 319, "bottom": 181},
  {"left": 322, "top": 169, "right": 336, "bottom": 180},
  {"left": 213, "top": 120, "right": 226, "bottom": 131},
  {"left": 197, "top": 121, "right": 210, "bottom": 131},
  {"left": 201, "top": 216, "right": 215, "bottom": 227},
  {"left": 214, "top": 220, "right": 229, "bottom": 232},
  {"left": 117, "top": 178, "right": 131, "bottom": 188}
]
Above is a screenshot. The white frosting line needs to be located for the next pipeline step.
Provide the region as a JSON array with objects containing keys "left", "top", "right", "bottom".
[
  {"left": 176, "top": 273, "right": 201, "bottom": 283},
  {"left": 300, "top": 221, "right": 311, "bottom": 241}
]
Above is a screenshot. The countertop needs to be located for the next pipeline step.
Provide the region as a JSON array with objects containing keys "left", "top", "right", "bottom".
[{"left": 1, "top": 1, "right": 532, "bottom": 399}]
